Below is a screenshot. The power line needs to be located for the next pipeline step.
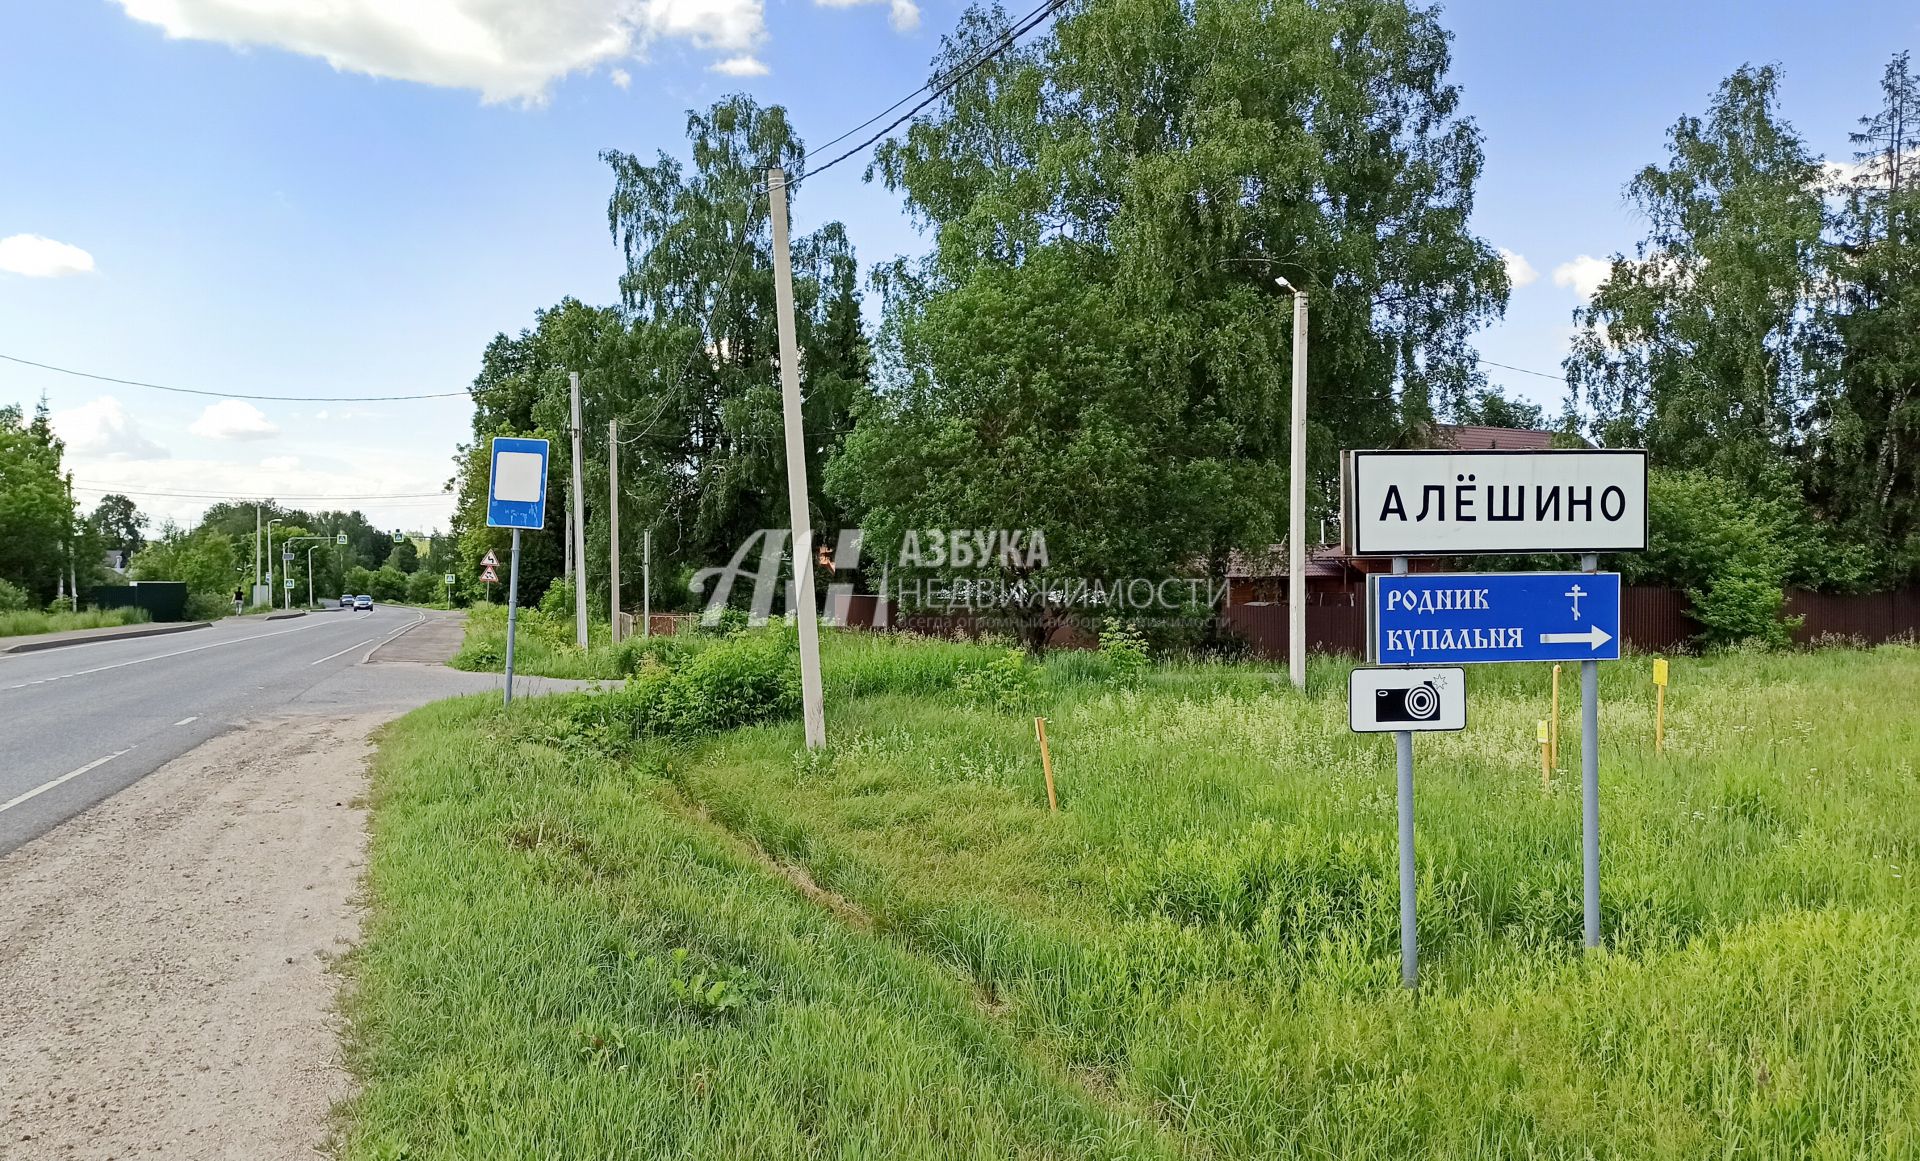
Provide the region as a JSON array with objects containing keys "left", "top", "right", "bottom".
[
  {"left": 1481, "top": 358, "right": 1567, "bottom": 382},
  {"left": 0, "top": 352, "right": 469, "bottom": 402},
  {"left": 72, "top": 483, "right": 451, "bottom": 502},
  {"left": 805, "top": 0, "right": 1066, "bottom": 161},
  {"left": 786, "top": 0, "right": 1072, "bottom": 189}
]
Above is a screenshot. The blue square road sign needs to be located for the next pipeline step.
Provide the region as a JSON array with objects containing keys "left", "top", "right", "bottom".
[{"left": 487, "top": 437, "right": 550, "bottom": 530}]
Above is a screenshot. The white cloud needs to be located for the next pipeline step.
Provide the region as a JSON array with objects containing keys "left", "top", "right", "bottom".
[
  {"left": 190, "top": 399, "right": 280, "bottom": 441},
  {"left": 1552, "top": 254, "right": 1612, "bottom": 300},
  {"left": 259, "top": 454, "right": 302, "bottom": 471},
  {"left": 814, "top": 0, "right": 919, "bottom": 31},
  {"left": 1498, "top": 247, "right": 1538, "bottom": 290},
  {"left": 610, "top": 66, "right": 631, "bottom": 88},
  {"left": 710, "top": 54, "right": 768, "bottom": 76},
  {"left": 50, "top": 396, "right": 170, "bottom": 460},
  {"left": 0, "top": 234, "right": 96, "bottom": 278},
  {"left": 1821, "top": 156, "right": 1890, "bottom": 190},
  {"left": 112, "top": 0, "right": 767, "bottom": 103}
]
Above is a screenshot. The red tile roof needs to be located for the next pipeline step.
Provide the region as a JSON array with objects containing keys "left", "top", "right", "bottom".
[{"left": 1433, "top": 424, "right": 1557, "bottom": 450}]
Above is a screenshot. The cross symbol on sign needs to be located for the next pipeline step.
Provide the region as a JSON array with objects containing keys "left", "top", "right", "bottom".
[{"left": 1565, "top": 584, "right": 1587, "bottom": 621}]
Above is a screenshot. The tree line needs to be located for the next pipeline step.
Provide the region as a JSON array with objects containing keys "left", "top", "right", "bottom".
[
  {"left": 0, "top": 408, "right": 450, "bottom": 619},
  {"left": 447, "top": 0, "right": 1917, "bottom": 648}
]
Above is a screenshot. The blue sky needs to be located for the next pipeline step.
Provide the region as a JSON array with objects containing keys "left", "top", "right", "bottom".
[{"left": 2, "top": 0, "right": 1914, "bottom": 533}]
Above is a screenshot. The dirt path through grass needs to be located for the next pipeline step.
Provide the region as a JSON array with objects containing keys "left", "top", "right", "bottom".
[{"left": 0, "top": 715, "right": 378, "bottom": 1160}]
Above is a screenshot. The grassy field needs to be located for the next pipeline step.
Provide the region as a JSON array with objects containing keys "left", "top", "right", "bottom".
[
  {"left": 0, "top": 606, "right": 149, "bottom": 638},
  {"left": 345, "top": 632, "right": 1920, "bottom": 1158},
  {"left": 449, "top": 602, "right": 678, "bottom": 680}
]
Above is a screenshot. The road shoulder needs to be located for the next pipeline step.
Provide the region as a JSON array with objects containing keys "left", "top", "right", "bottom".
[
  {"left": 0, "top": 713, "right": 380, "bottom": 1160},
  {"left": 0, "top": 620, "right": 211, "bottom": 654}
]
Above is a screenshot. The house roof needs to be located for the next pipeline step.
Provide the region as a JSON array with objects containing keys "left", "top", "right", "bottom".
[
  {"left": 1433, "top": 424, "right": 1556, "bottom": 451},
  {"left": 1224, "top": 544, "right": 1355, "bottom": 579}
]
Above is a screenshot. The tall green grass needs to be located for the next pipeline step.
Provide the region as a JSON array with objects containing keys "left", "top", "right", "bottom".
[
  {"left": 353, "top": 635, "right": 1920, "bottom": 1157},
  {"left": 0, "top": 606, "right": 149, "bottom": 638},
  {"left": 340, "top": 697, "right": 1178, "bottom": 1159},
  {"left": 671, "top": 641, "right": 1920, "bottom": 1158}
]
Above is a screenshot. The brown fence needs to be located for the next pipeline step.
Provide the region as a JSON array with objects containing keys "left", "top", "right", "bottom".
[
  {"left": 827, "top": 586, "right": 1920, "bottom": 655},
  {"left": 1621, "top": 585, "right": 1695, "bottom": 652},
  {"left": 1787, "top": 589, "right": 1920, "bottom": 645},
  {"left": 1218, "top": 602, "right": 1366, "bottom": 659}
]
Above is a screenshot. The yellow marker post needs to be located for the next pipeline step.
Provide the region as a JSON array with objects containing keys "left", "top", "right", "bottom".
[
  {"left": 1549, "top": 664, "right": 1562, "bottom": 770},
  {"left": 1652, "top": 658, "right": 1669, "bottom": 753},
  {"left": 1035, "top": 717, "right": 1059, "bottom": 812},
  {"left": 1538, "top": 719, "right": 1551, "bottom": 791}
]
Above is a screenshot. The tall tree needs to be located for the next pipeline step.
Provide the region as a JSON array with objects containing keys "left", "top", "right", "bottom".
[
  {"left": 1565, "top": 65, "right": 1825, "bottom": 495},
  {"left": 0, "top": 401, "right": 73, "bottom": 602},
  {"left": 601, "top": 96, "right": 870, "bottom": 591},
  {"left": 1807, "top": 50, "right": 1920, "bottom": 584},
  {"left": 90, "top": 494, "right": 148, "bottom": 559},
  {"left": 835, "top": 0, "right": 1508, "bottom": 636}
]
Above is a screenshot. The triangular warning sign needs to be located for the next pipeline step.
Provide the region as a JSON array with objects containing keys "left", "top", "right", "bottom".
[
  {"left": 480, "top": 550, "right": 500, "bottom": 568},
  {"left": 480, "top": 565, "right": 500, "bottom": 583}
]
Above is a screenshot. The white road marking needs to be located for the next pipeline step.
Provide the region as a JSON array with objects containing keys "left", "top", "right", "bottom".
[
  {"left": 309, "top": 638, "right": 379, "bottom": 666},
  {"left": 360, "top": 611, "right": 429, "bottom": 663},
  {"left": 174, "top": 716, "right": 198, "bottom": 726},
  {"left": 0, "top": 749, "right": 135, "bottom": 815},
  {"left": 0, "top": 617, "right": 346, "bottom": 692}
]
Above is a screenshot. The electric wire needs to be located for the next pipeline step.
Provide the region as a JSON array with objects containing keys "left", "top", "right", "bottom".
[
  {"left": 0, "top": 351, "right": 468, "bottom": 402},
  {"left": 771, "top": 0, "right": 1072, "bottom": 193}
]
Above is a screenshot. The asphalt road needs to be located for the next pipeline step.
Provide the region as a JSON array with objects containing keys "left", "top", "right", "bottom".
[{"left": 0, "top": 607, "right": 573, "bottom": 856}]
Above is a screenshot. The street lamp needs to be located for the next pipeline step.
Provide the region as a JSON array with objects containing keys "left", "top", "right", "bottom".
[
  {"left": 265, "top": 518, "right": 283, "bottom": 609},
  {"left": 1276, "top": 276, "right": 1308, "bottom": 692}
]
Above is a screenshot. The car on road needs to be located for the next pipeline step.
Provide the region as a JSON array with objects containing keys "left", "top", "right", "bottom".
[
  {"left": 339, "top": 593, "right": 352, "bottom": 608},
  {"left": 353, "top": 595, "right": 374, "bottom": 611}
]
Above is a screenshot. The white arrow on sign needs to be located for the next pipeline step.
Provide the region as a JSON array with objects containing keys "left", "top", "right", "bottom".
[{"left": 1540, "top": 626, "right": 1613, "bottom": 650}]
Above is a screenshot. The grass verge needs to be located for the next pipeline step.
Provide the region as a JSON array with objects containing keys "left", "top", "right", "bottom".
[
  {"left": 348, "top": 633, "right": 1920, "bottom": 1157},
  {"left": 0, "top": 606, "right": 150, "bottom": 638},
  {"left": 339, "top": 694, "right": 1178, "bottom": 1159}
]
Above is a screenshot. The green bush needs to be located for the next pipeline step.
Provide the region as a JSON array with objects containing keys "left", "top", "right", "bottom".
[
  {"left": 955, "top": 648, "right": 1040, "bottom": 713},
  {"left": 1099, "top": 619, "right": 1150, "bottom": 683},
  {"left": 556, "top": 628, "right": 800, "bottom": 746},
  {"left": 1689, "top": 564, "right": 1803, "bottom": 649},
  {"left": 0, "top": 578, "right": 28, "bottom": 612},
  {"left": 657, "top": 629, "right": 801, "bottom": 735},
  {"left": 538, "top": 576, "right": 577, "bottom": 620},
  {"left": 185, "top": 592, "right": 234, "bottom": 621}
]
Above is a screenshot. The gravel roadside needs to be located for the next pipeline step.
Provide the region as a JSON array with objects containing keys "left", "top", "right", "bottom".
[{"left": 0, "top": 714, "right": 381, "bottom": 1160}]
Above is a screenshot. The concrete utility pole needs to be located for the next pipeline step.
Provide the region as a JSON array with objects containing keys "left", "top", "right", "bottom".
[
  {"left": 65, "top": 475, "right": 78, "bottom": 610},
  {"left": 767, "top": 164, "right": 827, "bottom": 750},
  {"left": 255, "top": 506, "right": 262, "bottom": 591},
  {"left": 1278, "top": 277, "right": 1309, "bottom": 691},
  {"left": 568, "top": 370, "right": 589, "bottom": 649},
  {"left": 266, "top": 518, "right": 283, "bottom": 607},
  {"left": 609, "top": 419, "right": 621, "bottom": 642}
]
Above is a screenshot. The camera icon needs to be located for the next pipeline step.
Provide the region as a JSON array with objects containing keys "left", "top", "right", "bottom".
[{"left": 1376, "top": 680, "right": 1442, "bottom": 723}]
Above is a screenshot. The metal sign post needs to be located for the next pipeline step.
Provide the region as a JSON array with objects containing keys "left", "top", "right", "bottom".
[
  {"left": 1344, "top": 448, "right": 1646, "bottom": 964},
  {"left": 487, "top": 437, "right": 550, "bottom": 709},
  {"left": 504, "top": 529, "right": 522, "bottom": 705},
  {"left": 1580, "top": 553, "right": 1601, "bottom": 948},
  {"left": 1393, "top": 557, "right": 1414, "bottom": 987}
]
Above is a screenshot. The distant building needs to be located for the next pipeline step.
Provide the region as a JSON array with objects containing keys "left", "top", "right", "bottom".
[
  {"left": 1225, "top": 423, "right": 1568, "bottom": 602},
  {"left": 102, "top": 549, "right": 130, "bottom": 574},
  {"left": 1429, "top": 423, "right": 1575, "bottom": 451}
]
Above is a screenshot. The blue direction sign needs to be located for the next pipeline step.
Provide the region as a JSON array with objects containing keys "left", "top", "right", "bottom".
[
  {"left": 487, "top": 436, "right": 550, "bottom": 530},
  {"left": 1368, "top": 571, "right": 1621, "bottom": 665}
]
